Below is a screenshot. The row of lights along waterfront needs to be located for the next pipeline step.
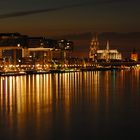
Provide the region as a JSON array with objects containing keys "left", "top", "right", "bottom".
[{"left": 0, "top": 33, "right": 139, "bottom": 74}]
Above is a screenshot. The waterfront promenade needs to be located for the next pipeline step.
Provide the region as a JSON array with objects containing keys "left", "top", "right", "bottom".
[{"left": 0, "top": 61, "right": 139, "bottom": 76}]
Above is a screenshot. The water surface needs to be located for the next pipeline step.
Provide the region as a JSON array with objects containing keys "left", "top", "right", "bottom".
[{"left": 0, "top": 70, "right": 140, "bottom": 140}]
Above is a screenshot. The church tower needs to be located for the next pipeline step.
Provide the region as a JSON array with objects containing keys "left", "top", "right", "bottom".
[
  {"left": 105, "top": 40, "right": 110, "bottom": 61},
  {"left": 106, "top": 40, "right": 110, "bottom": 50},
  {"left": 89, "top": 35, "right": 99, "bottom": 61}
]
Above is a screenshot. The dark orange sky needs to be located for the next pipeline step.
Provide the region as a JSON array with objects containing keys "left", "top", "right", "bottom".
[
  {"left": 0, "top": 0, "right": 140, "bottom": 58},
  {"left": 0, "top": 0, "right": 140, "bottom": 36}
]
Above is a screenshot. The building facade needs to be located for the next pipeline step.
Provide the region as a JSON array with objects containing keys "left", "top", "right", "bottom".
[
  {"left": 0, "top": 33, "right": 74, "bottom": 67},
  {"left": 130, "top": 49, "right": 138, "bottom": 61},
  {"left": 89, "top": 37, "right": 122, "bottom": 61},
  {"left": 89, "top": 36, "right": 99, "bottom": 61}
]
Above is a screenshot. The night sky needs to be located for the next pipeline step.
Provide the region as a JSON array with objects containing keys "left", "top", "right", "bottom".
[
  {"left": 0, "top": 0, "right": 140, "bottom": 57},
  {"left": 0, "top": 0, "right": 140, "bottom": 36}
]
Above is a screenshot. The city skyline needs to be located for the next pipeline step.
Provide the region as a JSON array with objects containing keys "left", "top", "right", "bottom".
[
  {"left": 1, "top": 1, "right": 140, "bottom": 139},
  {"left": 0, "top": 0, "right": 140, "bottom": 36}
]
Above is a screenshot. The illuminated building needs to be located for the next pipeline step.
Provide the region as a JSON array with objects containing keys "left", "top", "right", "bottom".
[
  {"left": 97, "top": 41, "right": 122, "bottom": 61},
  {"left": 89, "top": 36, "right": 99, "bottom": 61},
  {"left": 0, "top": 33, "right": 74, "bottom": 69},
  {"left": 89, "top": 37, "right": 122, "bottom": 61},
  {"left": 131, "top": 48, "right": 138, "bottom": 61},
  {"left": 0, "top": 33, "right": 27, "bottom": 65},
  {"left": 57, "top": 39, "right": 73, "bottom": 61},
  {"left": 23, "top": 37, "right": 58, "bottom": 64}
]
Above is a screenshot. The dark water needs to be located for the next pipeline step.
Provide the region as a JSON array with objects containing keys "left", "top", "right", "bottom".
[{"left": 0, "top": 70, "right": 140, "bottom": 140}]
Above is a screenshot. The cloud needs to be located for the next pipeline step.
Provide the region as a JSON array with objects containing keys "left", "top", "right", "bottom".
[
  {"left": 0, "top": 0, "right": 133, "bottom": 19},
  {"left": 0, "top": 4, "right": 84, "bottom": 19}
]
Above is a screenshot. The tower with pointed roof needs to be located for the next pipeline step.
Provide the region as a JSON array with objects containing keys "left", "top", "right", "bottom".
[
  {"left": 105, "top": 40, "right": 110, "bottom": 61},
  {"left": 106, "top": 40, "right": 109, "bottom": 50},
  {"left": 89, "top": 35, "right": 99, "bottom": 61}
]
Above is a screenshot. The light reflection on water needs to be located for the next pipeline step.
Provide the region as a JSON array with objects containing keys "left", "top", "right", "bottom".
[{"left": 0, "top": 70, "right": 140, "bottom": 140}]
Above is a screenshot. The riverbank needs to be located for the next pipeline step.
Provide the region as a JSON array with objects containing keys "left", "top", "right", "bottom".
[{"left": 0, "top": 66, "right": 133, "bottom": 76}]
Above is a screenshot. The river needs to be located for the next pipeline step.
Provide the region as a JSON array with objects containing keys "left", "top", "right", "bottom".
[{"left": 0, "top": 70, "right": 140, "bottom": 139}]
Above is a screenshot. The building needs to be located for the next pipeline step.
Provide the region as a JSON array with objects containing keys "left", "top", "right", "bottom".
[
  {"left": 57, "top": 39, "right": 73, "bottom": 61},
  {"left": 97, "top": 41, "right": 122, "bottom": 61},
  {"left": 89, "top": 37, "right": 122, "bottom": 61},
  {"left": 0, "top": 33, "right": 74, "bottom": 68},
  {"left": 89, "top": 36, "right": 99, "bottom": 61},
  {"left": 131, "top": 48, "right": 138, "bottom": 61},
  {"left": 0, "top": 33, "right": 27, "bottom": 65}
]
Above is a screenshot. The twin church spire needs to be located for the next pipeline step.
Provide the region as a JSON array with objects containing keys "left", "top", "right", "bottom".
[{"left": 89, "top": 35, "right": 121, "bottom": 61}]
